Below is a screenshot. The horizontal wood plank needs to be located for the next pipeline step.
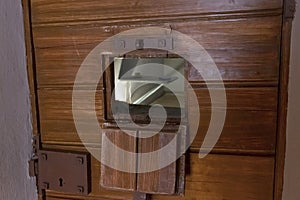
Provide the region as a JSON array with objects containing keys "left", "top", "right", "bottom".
[
  {"left": 38, "top": 89, "right": 104, "bottom": 143},
  {"left": 191, "top": 109, "right": 277, "bottom": 154},
  {"left": 33, "top": 16, "right": 281, "bottom": 87},
  {"left": 189, "top": 87, "right": 277, "bottom": 153},
  {"left": 39, "top": 87, "right": 277, "bottom": 154},
  {"left": 31, "top": 0, "right": 282, "bottom": 25}
]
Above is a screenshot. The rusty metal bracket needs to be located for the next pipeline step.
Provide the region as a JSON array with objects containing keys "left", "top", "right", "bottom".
[
  {"left": 29, "top": 135, "right": 40, "bottom": 178},
  {"left": 114, "top": 37, "right": 174, "bottom": 51},
  {"left": 38, "top": 150, "right": 91, "bottom": 195},
  {"left": 29, "top": 135, "right": 91, "bottom": 195}
]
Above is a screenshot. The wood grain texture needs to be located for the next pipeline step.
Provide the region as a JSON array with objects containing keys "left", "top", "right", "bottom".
[
  {"left": 23, "top": 0, "right": 292, "bottom": 199},
  {"left": 42, "top": 150, "right": 274, "bottom": 200},
  {"left": 189, "top": 87, "right": 277, "bottom": 154},
  {"left": 100, "top": 129, "right": 137, "bottom": 191},
  {"left": 152, "top": 154, "right": 275, "bottom": 200},
  {"left": 192, "top": 109, "right": 277, "bottom": 154},
  {"left": 137, "top": 132, "right": 177, "bottom": 194},
  {"left": 38, "top": 87, "right": 278, "bottom": 154},
  {"left": 274, "top": 15, "right": 295, "bottom": 200},
  {"left": 33, "top": 16, "right": 281, "bottom": 88},
  {"left": 38, "top": 89, "right": 104, "bottom": 144},
  {"left": 30, "top": 0, "right": 282, "bottom": 25}
]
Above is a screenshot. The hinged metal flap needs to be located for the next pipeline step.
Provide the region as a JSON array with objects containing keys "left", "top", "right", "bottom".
[
  {"left": 29, "top": 154, "right": 38, "bottom": 177},
  {"left": 38, "top": 150, "right": 91, "bottom": 195},
  {"left": 29, "top": 135, "right": 40, "bottom": 178}
]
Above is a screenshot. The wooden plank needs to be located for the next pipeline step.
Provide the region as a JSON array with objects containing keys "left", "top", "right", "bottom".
[
  {"left": 137, "top": 132, "right": 177, "bottom": 194},
  {"left": 38, "top": 87, "right": 277, "bottom": 154},
  {"left": 33, "top": 16, "right": 281, "bottom": 87},
  {"left": 190, "top": 109, "right": 277, "bottom": 154},
  {"left": 274, "top": 2, "right": 296, "bottom": 198},
  {"left": 191, "top": 87, "right": 278, "bottom": 111},
  {"left": 38, "top": 89, "right": 104, "bottom": 144},
  {"left": 100, "top": 129, "right": 137, "bottom": 191},
  {"left": 31, "top": 0, "right": 282, "bottom": 25},
  {"left": 189, "top": 87, "right": 277, "bottom": 154},
  {"left": 43, "top": 150, "right": 274, "bottom": 200}
]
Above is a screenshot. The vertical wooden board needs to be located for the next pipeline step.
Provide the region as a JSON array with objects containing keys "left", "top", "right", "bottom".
[
  {"left": 274, "top": 7, "right": 296, "bottom": 199},
  {"left": 100, "top": 129, "right": 137, "bottom": 191},
  {"left": 137, "top": 132, "right": 177, "bottom": 194}
]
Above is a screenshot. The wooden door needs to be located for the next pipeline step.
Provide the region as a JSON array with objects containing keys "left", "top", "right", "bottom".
[{"left": 22, "top": 0, "right": 295, "bottom": 199}]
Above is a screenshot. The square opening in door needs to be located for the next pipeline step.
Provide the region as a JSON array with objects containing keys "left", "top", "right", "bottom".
[{"left": 109, "top": 57, "right": 186, "bottom": 123}]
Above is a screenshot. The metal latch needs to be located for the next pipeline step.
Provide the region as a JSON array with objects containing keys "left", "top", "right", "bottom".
[
  {"left": 29, "top": 136, "right": 91, "bottom": 195},
  {"left": 38, "top": 150, "right": 91, "bottom": 195}
]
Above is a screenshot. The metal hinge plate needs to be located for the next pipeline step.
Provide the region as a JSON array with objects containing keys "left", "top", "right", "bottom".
[
  {"left": 114, "top": 37, "right": 174, "bottom": 51},
  {"left": 37, "top": 150, "right": 91, "bottom": 195},
  {"left": 29, "top": 135, "right": 91, "bottom": 195}
]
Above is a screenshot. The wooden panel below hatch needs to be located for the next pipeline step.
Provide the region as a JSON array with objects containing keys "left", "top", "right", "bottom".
[
  {"left": 44, "top": 152, "right": 274, "bottom": 200},
  {"left": 33, "top": 16, "right": 281, "bottom": 88},
  {"left": 100, "top": 129, "right": 137, "bottom": 191},
  {"left": 137, "top": 131, "right": 178, "bottom": 194}
]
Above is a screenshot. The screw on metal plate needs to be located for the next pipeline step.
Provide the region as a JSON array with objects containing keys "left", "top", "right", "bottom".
[
  {"left": 119, "top": 40, "right": 126, "bottom": 48},
  {"left": 77, "top": 186, "right": 84, "bottom": 193},
  {"left": 42, "top": 182, "right": 49, "bottom": 190},
  {"left": 77, "top": 156, "right": 84, "bottom": 165},
  {"left": 41, "top": 153, "right": 47, "bottom": 161},
  {"left": 135, "top": 39, "right": 144, "bottom": 50},
  {"left": 114, "top": 37, "right": 173, "bottom": 50},
  {"left": 38, "top": 150, "right": 91, "bottom": 195},
  {"left": 158, "top": 39, "right": 166, "bottom": 47}
]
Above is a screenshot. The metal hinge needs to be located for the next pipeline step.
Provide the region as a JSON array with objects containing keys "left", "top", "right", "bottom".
[
  {"left": 29, "top": 135, "right": 40, "bottom": 177},
  {"left": 28, "top": 135, "right": 91, "bottom": 195}
]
